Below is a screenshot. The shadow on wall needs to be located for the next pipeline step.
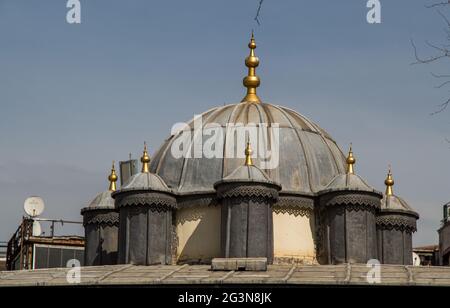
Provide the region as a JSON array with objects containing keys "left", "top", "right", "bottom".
[
  {"left": 269, "top": 207, "right": 317, "bottom": 265},
  {"left": 442, "top": 251, "right": 450, "bottom": 266},
  {"left": 310, "top": 213, "right": 317, "bottom": 262},
  {"left": 93, "top": 251, "right": 118, "bottom": 266},
  {"left": 176, "top": 206, "right": 221, "bottom": 264},
  {"left": 177, "top": 205, "right": 319, "bottom": 265},
  {"left": 91, "top": 236, "right": 118, "bottom": 266}
]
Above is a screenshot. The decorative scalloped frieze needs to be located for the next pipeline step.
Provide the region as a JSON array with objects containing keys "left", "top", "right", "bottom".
[
  {"left": 321, "top": 192, "right": 381, "bottom": 210},
  {"left": 376, "top": 215, "right": 417, "bottom": 233},
  {"left": 216, "top": 183, "right": 279, "bottom": 201},
  {"left": 116, "top": 192, "right": 177, "bottom": 210},
  {"left": 83, "top": 210, "right": 119, "bottom": 227}
]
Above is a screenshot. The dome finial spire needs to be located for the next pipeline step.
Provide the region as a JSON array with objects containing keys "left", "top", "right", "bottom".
[
  {"left": 385, "top": 165, "right": 394, "bottom": 196},
  {"left": 141, "top": 142, "right": 151, "bottom": 173},
  {"left": 346, "top": 143, "right": 356, "bottom": 174},
  {"left": 241, "top": 32, "right": 261, "bottom": 103},
  {"left": 245, "top": 141, "right": 253, "bottom": 166},
  {"left": 108, "top": 161, "right": 118, "bottom": 191}
]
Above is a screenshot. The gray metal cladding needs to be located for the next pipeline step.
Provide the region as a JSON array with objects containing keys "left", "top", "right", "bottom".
[
  {"left": 121, "top": 172, "right": 171, "bottom": 192},
  {"left": 81, "top": 191, "right": 119, "bottom": 266},
  {"left": 117, "top": 206, "right": 173, "bottom": 265},
  {"left": 325, "top": 205, "right": 378, "bottom": 264},
  {"left": 377, "top": 228, "right": 413, "bottom": 265},
  {"left": 376, "top": 195, "right": 418, "bottom": 265},
  {"left": 85, "top": 191, "right": 115, "bottom": 209},
  {"left": 150, "top": 102, "right": 346, "bottom": 194}
]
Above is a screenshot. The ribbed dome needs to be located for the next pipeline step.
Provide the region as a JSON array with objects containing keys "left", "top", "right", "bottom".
[
  {"left": 214, "top": 164, "right": 280, "bottom": 187},
  {"left": 150, "top": 102, "right": 346, "bottom": 194},
  {"left": 121, "top": 172, "right": 171, "bottom": 192},
  {"left": 381, "top": 195, "right": 419, "bottom": 217},
  {"left": 85, "top": 191, "right": 115, "bottom": 209},
  {"left": 322, "top": 173, "right": 378, "bottom": 194},
  {"left": 223, "top": 165, "right": 272, "bottom": 182}
]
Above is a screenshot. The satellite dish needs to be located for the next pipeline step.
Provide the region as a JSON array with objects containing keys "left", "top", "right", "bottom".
[
  {"left": 24, "top": 196, "right": 45, "bottom": 217},
  {"left": 32, "top": 220, "right": 42, "bottom": 236},
  {"left": 412, "top": 252, "right": 421, "bottom": 266}
]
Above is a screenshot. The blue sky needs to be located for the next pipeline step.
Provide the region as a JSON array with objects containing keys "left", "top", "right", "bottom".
[{"left": 0, "top": 0, "right": 449, "bottom": 246}]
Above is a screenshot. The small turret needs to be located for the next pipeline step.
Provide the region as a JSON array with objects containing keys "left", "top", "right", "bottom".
[
  {"left": 81, "top": 162, "right": 120, "bottom": 266},
  {"left": 377, "top": 166, "right": 419, "bottom": 265},
  {"left": 214, "top": 141, "right": 281, "bottom": 263},
  {"left": 112, "top": 143, "right": 177, "bottom": 265},
  {"left": 318, "top": 145, "right": 382, "bottom": 264}
]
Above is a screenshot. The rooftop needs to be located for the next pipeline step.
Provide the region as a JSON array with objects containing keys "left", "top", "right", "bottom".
[{"left": 2, "top": 263, "right": 450, "bottom": 287}]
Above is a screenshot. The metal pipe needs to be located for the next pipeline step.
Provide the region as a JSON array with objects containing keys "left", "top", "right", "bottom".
[{"left": 33, "top": 218, "right": 82, "bottom": 224}]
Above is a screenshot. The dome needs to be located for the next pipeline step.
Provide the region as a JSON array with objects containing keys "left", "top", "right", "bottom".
[
  {"left": 379, "top": 169, "right": 419, "bottom": 217},
  {"left": 214, "top": 142, "right": 281, "bottom": 188},
  {"left": 380, "top": 195, "right": 419, "bottom": 217},
  {"left": 321, "top": 173, "right": 378, "bottom": 194},
  {"left": 81, "top": 162, "right": 118, "bottom": 212},
  {"left": 121, "top": 172, "right": 171, "bottom": 192},
  {"left": 150, "top": 102, "right": 346, "bottom": 195},
  {"left": 221, "top": 164, "right": 273, "bottom": 183},
  {"left": 87, "top": 191, "right": 114, "bottom": 208}
]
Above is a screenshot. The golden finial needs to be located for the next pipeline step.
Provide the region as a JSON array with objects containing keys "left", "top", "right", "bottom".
[
  {"left": 141, "top": 142, "right": 151, "bottom": 173},
  {"left": 245, "top": 142, "right": 253, "bottom": 166},
  {"left": 108, "top": 161, "right": 118, "bottom": 191},
  {"left": 241, "top": 31, "right": 261, "bottom": 103},
  {"left": 385, "top": 165, "right": 394, "bottom": 196},
  {"left": 346, "top": 143, "right": 356, "bottom": 174}
]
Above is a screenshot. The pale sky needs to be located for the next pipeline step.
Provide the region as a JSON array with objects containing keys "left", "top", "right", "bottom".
[{"left": 0, "top": 0, "right": 449, "bottom": 246}]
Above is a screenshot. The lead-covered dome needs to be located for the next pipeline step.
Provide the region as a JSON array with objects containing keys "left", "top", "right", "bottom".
[
  {"left": 81, "top": 162, "right": 118, "bottom": 213},
  {"left": 121, "top": 172, "right": 171, "bottom": 192},
  {"left": 85, "top": 191, "right": 115, "bottom": 209},
  {"left": 150, "top": 102, "right": 346, "bottom": 194},
  {"left": 151, "top": 34, "right": 346, "bottom": 195}
]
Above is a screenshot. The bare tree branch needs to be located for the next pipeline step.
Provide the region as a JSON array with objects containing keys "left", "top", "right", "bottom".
[
  {"left": 425, "top": 40, "right": 450, "bottom": 54},
  {"left": 254, "top": 0, "right": 264, "bottom": 26},
  {"left": 430, "top": 97, "right": 450, "bottom": 115},
  {"left": 425, "top": 1, "right": 450, "bottom": 9},
  {"left": 411, "top": 39, "right": 448, "bottom": 64},
  {"left": 431, "top": 72, "right": 450, "bottom": 78},
  {"left": 414, "top": 5, "right": 450, "bottom": 114},
  {"left": 431, "top": 72, "right": 450, "bottom": 88},
  {"left": 435, "top": 80, "right": 450, "bottom": 88},
  {"left": 438, "top": 9, "right": 450, "bottom": 27}
]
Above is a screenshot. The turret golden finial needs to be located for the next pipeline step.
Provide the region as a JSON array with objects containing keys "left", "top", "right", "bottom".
[
  {"left": 108, "top": 161, "right": 118, "bottom": 191},
  {"left": 245, "top": 142, "right": 253, "bottom": 166},
  {"left": 385, "top": 166, "right": 394, "bottom": 196},
  {"left": 141, "top": 142, "right": 151, "bottom": 173},
  {"left": 241, "top": 32, "right": 261, "bottom": 103},
  {"left": 346, "top": 144, "right": 356, "bottom": 174}
]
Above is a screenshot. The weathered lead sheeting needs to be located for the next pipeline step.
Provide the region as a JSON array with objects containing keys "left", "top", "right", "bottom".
[{"left": 150, "top": 102, "right": 346, "bottom": 194}]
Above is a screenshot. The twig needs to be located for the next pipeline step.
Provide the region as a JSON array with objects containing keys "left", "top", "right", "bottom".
[
  {"left": 254, "top": 0, "right": 264, "bottom": 26},
  {"left": 438, "top": 9, "right": 450, "bottom": 27},
  {"left": 411, "top": 39, "right": 448, "bottom": 64},
  {"left": 445, "top": 137, "right": 450, "bottom": 146},
  {"left": 430, "top": 98, "right": 450, "bottom": 115},
  {"left": 425, "top": 1, "right": 450, "bottom": 9},
  {"left": 431, "top": 72, "right": 450, "bottom": 88}
]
